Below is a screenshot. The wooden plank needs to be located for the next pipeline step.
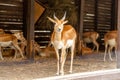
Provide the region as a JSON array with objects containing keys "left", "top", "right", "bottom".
[
  {"left": 84, "top": 17, "right": 94, "bottom": 19},
  {"left": 0, "top": 24, "right": 23, "bottom": 28},
  {"left": 34, "top": 0, "right": 45, "bottom": 23},
  {"left": 83, "top": 23, "right": 94, "bottom": 26},
  {"left": 79, "top": 0, "right": 85, "bottom": 37},
  {"left": 98, "top": 9, "right": 111, "bottom": 13},
  {"left": 0, "top": 0, "right": 23, "bottom": 5},
  {"left": 35, "top": 32, "right": 51, "bottom": 35},
  {"left": 0, "top": 5, "right": 23, "bottom": 10},
  {"left": 117, "top": 0, "right": 120, "bottom": 68},
  {"left": 0, "top": 11, "right": 23, "bottom": 15},
  {"left": 0, "top": 18, "right": 23, "bottom": 22},
  {"left": 35, "top": 37, "right": 50, "bottom": 41},
  {"left": 0, "top": 15, "right": 22, "bottom": 19}
]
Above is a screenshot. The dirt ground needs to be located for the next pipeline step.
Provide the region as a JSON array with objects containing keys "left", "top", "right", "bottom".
[{"left": 0, "top": 52, "right": 116, "bottom": 80}]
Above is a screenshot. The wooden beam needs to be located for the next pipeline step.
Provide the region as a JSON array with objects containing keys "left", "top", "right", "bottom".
[
  {"left": 79, "top": 0, "right": 84, "bottom": 38},
  {"left": 111, "top": 0, "right": 118, "bottom": 30},
  {"left": 94, "top": 0, "right": 98, "bottom": 31},
  {"left": 117, "top": 0, "right": 120, "bottom": 68},
  {"left": 25, "top": 0, "right": 35, "bottom": 60},
  {"left": 77, "top": 0, "right": 84, "bottom": 55}
]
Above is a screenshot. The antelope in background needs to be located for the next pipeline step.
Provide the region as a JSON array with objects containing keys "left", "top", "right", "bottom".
[
  {"left": 104, "top": 30, "right": 117, "bottom": 61},
  {"left": 15, "top": 32, "right": 27, "bottom": 55},
  {"left": 82, "top": 31, "right": 99, "bottom": 52},
  {"left": 80, "top": 40, "right": 93, "bottom": 55},
  {"left": 47, "top": 12, "right": 77, "bottom": 75},
  {"left": 39, "top": 46, "right": 56, "bottom": 57},
  {"left": 0, "top": 32, "right": 24, "bottom": 60},
  {"left": 0, "top": 29, "right": 26, "bottom": 60}
]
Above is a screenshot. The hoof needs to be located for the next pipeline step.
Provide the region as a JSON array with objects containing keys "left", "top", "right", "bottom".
[
  {"left": 56, "top": 72, "right": 59, "bottom": 75},
  {"left": 110, "top": 59, "right": 113, "bottom": 61},
  {"left": 69, "top": 70, "right": 72, "bottom": 74},
  {"left": 60, "top": 73, "right": 64, "bottom": 76},
  {"left": 0, "top": 56, "right": 4, "bottom": 60},
  {"left": 103, "top": 59, "right": 106, "bottom": 62}
]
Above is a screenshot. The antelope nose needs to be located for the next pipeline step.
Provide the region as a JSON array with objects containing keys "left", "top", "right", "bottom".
[{"left": 58, "top": 28, "right": 61, "bottom": 32}]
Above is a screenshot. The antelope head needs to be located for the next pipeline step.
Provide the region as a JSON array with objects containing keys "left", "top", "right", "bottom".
[
  {"left": 47, "top": 12, "right": 68, "bottom": 33},
  {"left": 13, "top": 32, "right": 23, "bottom": 40}
]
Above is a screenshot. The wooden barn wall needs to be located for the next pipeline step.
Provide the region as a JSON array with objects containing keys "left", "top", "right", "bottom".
[
  {"left": 83, "top": 0, "right": 96, "bottom": 32},
  {"left": 83, "top": 0, "right": 116, "bottom": 50},
  {"left": 83, "top": 0, "right": 114, "bottom": 32},
  {"left": 0, "top": 0, "right": 23, "bottom": 33},
  {"left": 97, "top": 0, "right": 113, "bottom": 38}
]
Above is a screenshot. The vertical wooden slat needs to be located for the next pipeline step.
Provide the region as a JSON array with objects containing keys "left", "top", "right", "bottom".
[
  {"left": 76, "top": 0, "right": 84, "bottom": 55},
  {"left": 25, "top": 0, "right": 35, "bottom": 60},
  {"left": 94, "top": 0, "right": 98, "bottom": 31},
  {"left": 111, "top": 0, "right": 118, "bottom": 30},
  {"left": 117, "top": 0, "right": 120, "bottom": 68},
  {"left": 79, "top": 0, "right": 84, "bottom": 39}
]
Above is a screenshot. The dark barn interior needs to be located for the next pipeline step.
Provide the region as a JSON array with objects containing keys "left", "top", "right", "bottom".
[{"left": 0, "top": 0, "right": 120, "bottom": 80}]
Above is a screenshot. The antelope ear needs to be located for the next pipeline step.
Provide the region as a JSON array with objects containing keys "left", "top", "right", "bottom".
[
  {"left": 47, "top": 17, "right": 56, "bottom": 23},
  {"left": 62, "top": 20, "right": 68, "bottom": 25}
]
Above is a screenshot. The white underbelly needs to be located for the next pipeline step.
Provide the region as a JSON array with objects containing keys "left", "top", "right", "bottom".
[
  {"left": 66, "top": 40, "right": 74, "bottom": 48},
  {"left": 53, "top": 40, "right": 74, "bottom": 49},
  {"left": 108, "top": 39, "right": 116, "bottom": 46},
  {"left": 0, "top": 41, "right": 12, "bottom": 47},
  {"left": 53, "top": 41, "right": 64, "bottom": 49}
]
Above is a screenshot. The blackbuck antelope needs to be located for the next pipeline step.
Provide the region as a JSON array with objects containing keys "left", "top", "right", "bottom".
[
  {"left": 14, "top": 32, "right": 27, "bottom": 54},
  {"left": 83, "top": 31, "right": 99, "bottom": 52},
  {"left": 47, "top": 12, "right": 77, "bottom": 75},
  {"left": 0, "top": 33, "right": 24, "bottom": 60},
  {"left": 80, "top": 40, "right": 93, "bottom": 55},
  {"left": 33, "top": 41, "right": 41, "bottom": 55},
  {"left": 104, "top": 30, "right": 117, "bottom": 61},
  {"left": 0, "top": 30, "right": 26, "bottom": 57},
  {"left": 33, "top": 41, "right": 56, "bottom": 57},
  {"left": 40, "top": 46, "right": 56, "bottom": 57}
]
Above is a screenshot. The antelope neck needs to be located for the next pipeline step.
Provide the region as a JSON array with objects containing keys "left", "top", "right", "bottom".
[{"left": 54, "top": 32, "right": 62, "bottom": 41}]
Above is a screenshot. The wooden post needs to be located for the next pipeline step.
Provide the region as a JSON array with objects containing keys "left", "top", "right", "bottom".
[
  {"left": 77, "top": 0, "right": 84, "bottom": 55},
  {"left": 94, "top": 0, "right": 98, "bottom": 31},
  {"left": 117, "top": 0, "right": 120, "bottom": 68},
  {"left": 111, "top": 0, "right": 118, "bottom": 30},
  {"left": 79, "top": 0, "right": 84, "bottom": 38},
  {"left": 25, "top": 0, "right": 35, "bottom": 60}
]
